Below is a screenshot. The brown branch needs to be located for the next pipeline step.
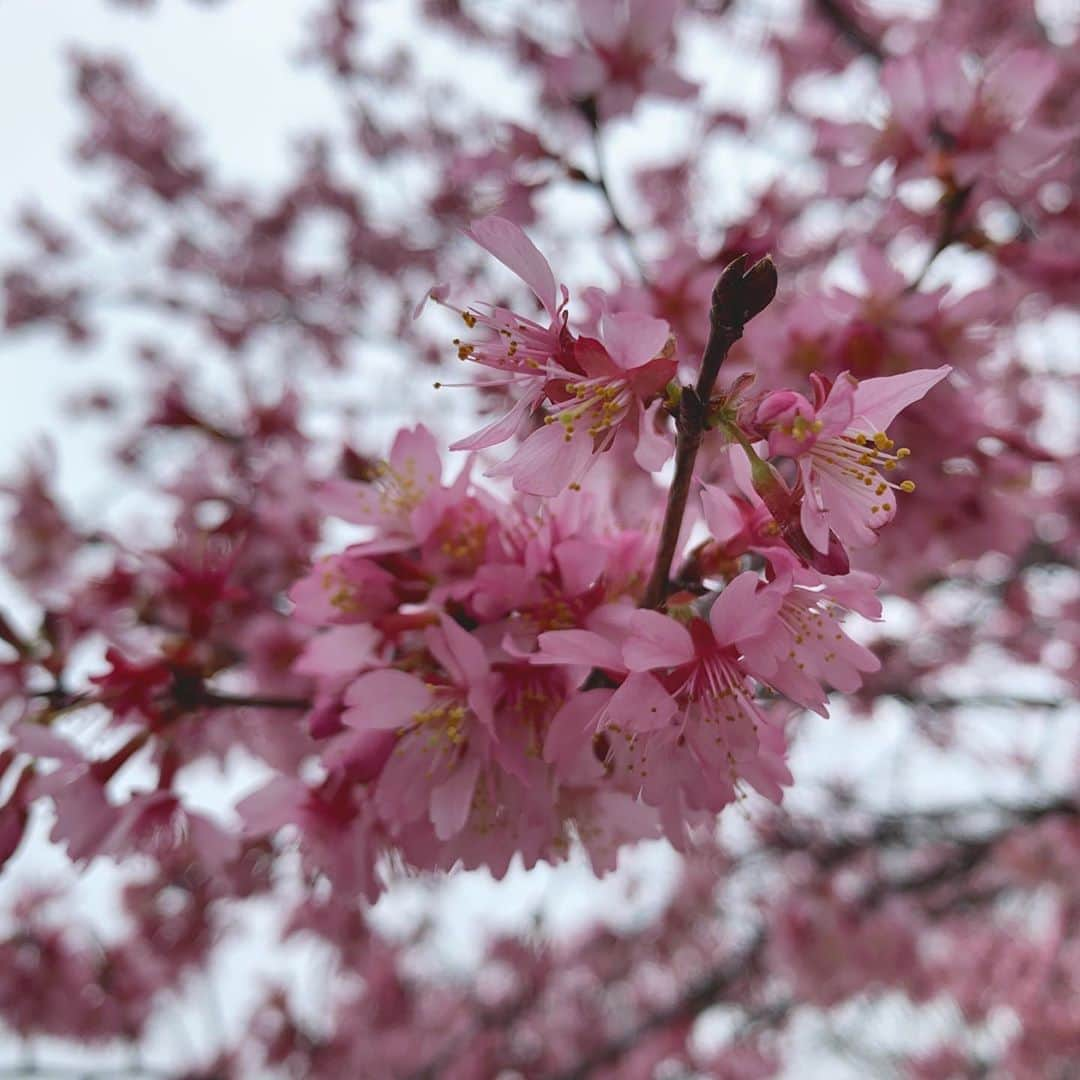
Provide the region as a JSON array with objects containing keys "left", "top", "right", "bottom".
[
  {"left": 197, "top": 689, "right": 311, "bottom": 711},
  {"left": 641, "top": 255, "right": 777, "bottom": 610}
]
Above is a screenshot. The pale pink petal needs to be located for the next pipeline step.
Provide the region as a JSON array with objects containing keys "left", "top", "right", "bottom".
[
  {"left": 430, "top": 616, "right": 490, "bottom": 691},
  {"left": 389, "top": 424, "right": 442, "bottom": 487},
  {"left": 315, "top": 478, "right": 383, "bottom": 526},
  {"left": 600, "top": 311, "right": 671, "bottom": 370},
  {"left": 855, "top": 244, "right": 906, "bottom": 295},
  {"left": 412, "top": 282, "right": 449, "bottom": 320},
  {"left": 487, "top": 422, "right": 594, "bottom": 496},
  {"left": 816, "top": 373, "right": 856, "bottom": 437},
  {"left": 984, "top": 49, "right": 1057, "bottom": 125},
  {"left": 815, "top": 467, "right": 893, "bottom": 548},
  {"left": 800, "top": 459, "right": 831, "bottom": 554},
  {"left": 450, "top": 392, "right": 536, "bottom": 452},
  {"left": 633, "top": 399, "right": 673, "bottom": 472},
  {"left": 626, "top": 0, "right": 680, "bottom": 50},
  {"left": 554, "top": 538, "right": 608, "bottom": 595}
]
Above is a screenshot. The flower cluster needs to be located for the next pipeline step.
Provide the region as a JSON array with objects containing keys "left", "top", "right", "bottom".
[{"left": 278, "top": 220, "right": 951, "bottom": 893}]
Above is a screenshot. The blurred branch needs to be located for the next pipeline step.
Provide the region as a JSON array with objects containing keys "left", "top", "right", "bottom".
[
  {"left": 545, "top": 931, "right": 766, "bottom": 1080},
  {"left": 812, "top": 0, "right": 884, "bottom": 61},
  {"left": 573, "top": 98, "right": 649, "bottom": 284},
  {"left": 545, "top": 794, "right": 1078, "bottom": 1079}
]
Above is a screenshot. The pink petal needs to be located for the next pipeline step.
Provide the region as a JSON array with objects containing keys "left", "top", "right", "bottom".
[
  {"left": 850, "top": 366, "right": 951, "bottom": 433},
  {"left": 544, "top": 688, "right": 612, "bottom": 767},
  {"left": 816, "top": 373, "right": 856, "bottom": 437},
  {"left": 450, "top": 393, "right": 535, "bottom": 452},
  {"left": 535, "top": 629, "right": 623, "bottom": 671},
  {"left": 709, "top": 571, "right": 780, "bottom": 647},
  {"left": 633, "top": 399, "right": 673, "bottom": 472},
  {"left": 623, "top": 610, "right": 694, "bottom": 670},
  {"left": 294, "top": 624, "right": 381, "bottom": 677},
  {"left": 603, "top": 673, "right": 678, "bottom": 732},
  {"left": 554, "top": 538, "right": 608, "bottom": 595},
  {"left": 600, "top": 311, "right": 671, "bottom": 371},
  {"left": 487, "top": 422, "right": 594, "bottom": 496},
  {"left": 412, "top": 282, "right": 449, "bottom": 320},
  {"left": 389, "top": 425, "right": 442, "bottom": 487},
  {"left": 467, "top": 216, "right": 559, "bottom": 318},
  {"left": 701, "top": 484, "right": 746, "bottom": 545},
  {"left": 341, "top": 670, "right": 431, "bottom": 731},
  {"left": 430, "top": 755, "right": 481, "bottom": 840},
  {"left": 430, "top": 616, "right": 490, "bottom": 691}
]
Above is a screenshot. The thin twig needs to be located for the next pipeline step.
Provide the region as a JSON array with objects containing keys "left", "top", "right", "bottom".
[{"left": 573, "top": 98, "right": 649, "bottom": 284}]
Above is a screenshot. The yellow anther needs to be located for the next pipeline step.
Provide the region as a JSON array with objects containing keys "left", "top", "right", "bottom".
[
  {"left": 899, "top": 480, "right": 916, "bottom": 493},
  {"left": 462, "top": 311, "right": 477, "bottom": 328}
]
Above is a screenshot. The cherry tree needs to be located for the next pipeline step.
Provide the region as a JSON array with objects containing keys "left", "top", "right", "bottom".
[{"left": 0, "top": 0, "right": 1077, "bottom": 1077}]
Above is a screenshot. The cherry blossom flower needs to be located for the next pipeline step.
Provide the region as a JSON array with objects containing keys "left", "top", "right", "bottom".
[
  {"left": 755, "top": 366, "right": 951, "bottom": 552},
  {"left": 430, "top": 216, "right": 677, "bottom": 494}
]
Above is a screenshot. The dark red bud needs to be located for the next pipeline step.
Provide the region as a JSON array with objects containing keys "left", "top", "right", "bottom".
[{"left": 711, "top": 254, "right": 777, "bottom": 330}]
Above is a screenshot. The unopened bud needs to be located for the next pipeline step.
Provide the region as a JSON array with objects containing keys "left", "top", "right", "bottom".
[{"left": 711, "top": 254, "right": 778, "bottom": 331}]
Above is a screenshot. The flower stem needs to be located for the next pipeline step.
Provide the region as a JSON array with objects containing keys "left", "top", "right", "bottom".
[{"left": 641, "top": 255, "right": 777, "bottom": 610}]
